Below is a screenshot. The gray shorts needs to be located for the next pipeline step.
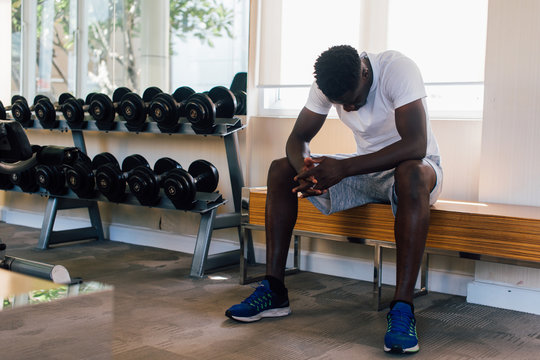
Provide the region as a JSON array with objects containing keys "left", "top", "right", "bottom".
[{"left": 308, "top": 154, "right": 443, "bottom": 216}]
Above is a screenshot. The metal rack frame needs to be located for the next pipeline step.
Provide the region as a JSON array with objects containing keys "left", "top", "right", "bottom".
[{"left": 5, "top": 115, "right": 254, "bottom": 278}]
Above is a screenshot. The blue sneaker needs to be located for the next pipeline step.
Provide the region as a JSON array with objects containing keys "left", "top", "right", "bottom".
[
  {"left": 226, "top": 280, "right": 291, "bottom": 322},
  {"left": 384, "top": 301, "right": 420, "bottom": 353}
]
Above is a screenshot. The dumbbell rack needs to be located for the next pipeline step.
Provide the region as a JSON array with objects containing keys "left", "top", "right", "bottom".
[{"left": 4, "top": 115, "right": 255, "bottom": 278}]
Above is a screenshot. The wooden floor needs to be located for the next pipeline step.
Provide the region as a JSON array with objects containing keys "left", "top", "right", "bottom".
[{"left": 2, "top": 221, "right": 540, "bottom": 360}]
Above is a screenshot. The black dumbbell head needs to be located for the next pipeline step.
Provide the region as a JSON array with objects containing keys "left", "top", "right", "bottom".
[
  {"left": 89, "top": 93, "right": 116, "bottom": 130},
  {"left": 35, "top": 98, "right": 59, "bottom": 129},
  {"left": 11, "top": 99, "right": 32, "bottom": 127},
  {"left": 208, "top": 86, "right": 237, "bottom": 118},
  {"left": 149, "top": 93, "right": 179, "bottom": 133},
  {"left": 142, "top": 87, "right": 163, "bottom": 102},
  {"left": 94, "top": 153, "right": 129, "bottom": 203},
  {"left": 33, "top": 95, "right": 49, "bottom": 105},
  {"left": 172, "top": 86, "right": 196, "bottom": 118},
  {"left": 123, "top": 154, "right": 154, "bottom": 206},
  {"left": 127, "top": 165, "right": 161, "bottom": 206},
  {"left": 11, "top": 95, "right": 27, "bottom": 106},
  {"left": 9, "top": 169, "right": 38, "bottom": 192},
  {"left": 162, "top": 168, "right": 197, "bottom": 209},
  {"left": 85, "top": 92, "right": 98, "bottom": 105},
  {"left": 120, "top": 92, "right": 147, "bottom": 131},
  {"left": 233, "top": 90, "right": 247, "bottom": 115},
  {"left": 154, "top": 157, "right": 182, "bottom": 175},
  {"left": 35, "top": 164, "right": 67, "bottom": 195},
  {"left": 58, "top": 93, "right": 75, "bottom": 105},
  {"left": 95, "top": 163, "right": 125, "bottom": 202},
  {"left": 112, "top": 87, "right": 132, "bottom": 104},
  {"left": 185, "top": 93, "right": 216, "bottom": 133},
  {"left": 188, "top": 159, "right": 219, "bottom": 193},
  {"left": 65, "top": 152, "right": 95, "bottom": 198},
  {"left": 122, "top": 154, "right": 149, "bottom": 172},
  {"left": 92, "top": 152, "right": 119, "bottom": 170},
  {"left": 62, "top": 98, "right": 86, "bottom": 129}
]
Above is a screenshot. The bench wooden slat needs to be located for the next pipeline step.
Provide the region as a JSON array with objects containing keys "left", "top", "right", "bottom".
[{"left": 247, "top": 188, "right": 540, "bottom": 264}]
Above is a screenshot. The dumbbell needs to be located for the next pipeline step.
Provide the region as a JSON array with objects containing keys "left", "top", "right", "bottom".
[
  {"left": 33, "top": 93, "right": 77, "bottom": 129},
  {"left": 148, "top": 86, "right": 196, "bottom": 133},
  {"left": 127, "top": 157, "right": 183, "bottom": 206},
  {"left": 231, "top": 89, "right": 247, "bottom": 115},
  {"left": 7, "top": 145, "right": 42, "bottom": 192},
  {"left": 162, "top": 159, "right": 219, "bottom": 209},
  {"left": 2, "top": 95, "right": 50, "bottom": 127},
  {"left": 229, "top": 72, "right": 247, "bottom": 116},
  {"left": 89, "top": 87, "right": 132, "bottom": 131},
  {"left": 9, "top": 167, "right": 39, "bottom": 193},
  {"left": 61, "top": 93, "right": 98, "bottom": 129},
  {"left": 0, "top": 96, "right": 27, "bottom": 120},
  {"left": 35, "top": 163, "right": 67, "bottom": 195},
  {"left": 64, "top": 152, "right": 96, "bottom": 198},
  {"left": 185, "top": 86, "right": 237, "bottom": 134},
  {"left": 94, "top": 154, "right": 150, "bottom": 203},
  {"left": 119, "top": 87, "right": 163, "bottom": 132}
]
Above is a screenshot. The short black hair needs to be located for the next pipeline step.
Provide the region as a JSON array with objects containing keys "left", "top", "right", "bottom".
[{"left": 313, "top": 45, "right": 361, "bottom": 101}]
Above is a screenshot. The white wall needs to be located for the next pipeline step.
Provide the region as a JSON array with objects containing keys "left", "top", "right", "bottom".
[{"left": 467, "top": 0, "right": 540, "bottom": 313}]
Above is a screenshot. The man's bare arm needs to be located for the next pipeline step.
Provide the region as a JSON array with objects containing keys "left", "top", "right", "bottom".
[
  {"left": 295, "top": 99, "right": 427, "bottom": 192},
  {"left": 285, "top": 106, "right": 327, "bottom": 173}
]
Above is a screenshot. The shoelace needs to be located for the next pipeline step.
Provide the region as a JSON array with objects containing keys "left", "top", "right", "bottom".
[
  {"left": 387, "top": 309, "right": 416, "bottom": 336},
  {"left": 242, "top": 283, "right": 273, "bottom": 310}
]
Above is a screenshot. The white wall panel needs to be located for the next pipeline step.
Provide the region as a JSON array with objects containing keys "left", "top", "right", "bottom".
[{"left": 479, "top": 0, "right": 540, "bottom": 206}]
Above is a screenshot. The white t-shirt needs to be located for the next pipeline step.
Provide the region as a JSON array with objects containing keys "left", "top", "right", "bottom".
[{"left": 305, "top": 50, "right": 440, "bottom": 160}]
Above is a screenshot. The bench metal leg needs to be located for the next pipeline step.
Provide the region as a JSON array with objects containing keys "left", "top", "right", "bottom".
[
  {"left": 373, "top": 245, "right": 429, "bottom": 311},
  {"left": 240, "top": 226, "right": 249, "bottom": 284},
  {"left": 373, "top": 244, "right": 384, "bottom": 311},
  {"left": 239, "top": 228, "right": 301, "bottom": 285},
  {"left": 416, "top": 252, "right": 429, "bottom": 298},
  {"left": 293, "top": 234, "right": 301, "bottom": 270}
]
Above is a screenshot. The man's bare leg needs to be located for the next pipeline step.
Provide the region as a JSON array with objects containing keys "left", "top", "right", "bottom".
[
  {"left": 384, "top": 159, "right": 436, "bottom": 353},
  {"left": 265, "top": 157, "right": 299, "bottom": 282},
  {"left": 225, "top": 157, "right": 297, "bottom": 322},
  {"left": 392, "top": 159, "right": 436, "bottom": 304}
]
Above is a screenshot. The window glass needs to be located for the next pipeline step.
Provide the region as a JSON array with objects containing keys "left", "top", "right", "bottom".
[
  {"left": 170, "top": 0, "right": 249, "bottom": 92},
  {"left": 259, "top": 0, "right": 488, "bottom": 119},
  {"left": 85, "top": 0, "right": 140, "bottom": 95},
  {"left": 36, "top": 0, "right": 76, "bottom": 99},
  {"left": 279, "top": 0, "right": 361, "bottom": 85},
  {"left": 11, "top": 0, "right": 249, "bottom": 101},
  {"left": 387, "top": 0, "right": 488, "bottom": 118}
]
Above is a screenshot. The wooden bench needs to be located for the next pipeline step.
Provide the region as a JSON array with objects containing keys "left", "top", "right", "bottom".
[{"left": 240, "top": 187, "right": 540, "bottom": 309}]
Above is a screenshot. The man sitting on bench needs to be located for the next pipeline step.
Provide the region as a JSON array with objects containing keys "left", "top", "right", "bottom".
[{"left": 226, "top": 45, "right": 443, "bottom": 354}]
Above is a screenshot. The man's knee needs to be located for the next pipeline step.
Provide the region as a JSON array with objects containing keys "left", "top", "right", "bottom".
[
  {"left": 267, "top": 158, "right": 297, "bottom": 186},
  {"left": 394, "top": 160, "right": 434, "bottom": 199}
]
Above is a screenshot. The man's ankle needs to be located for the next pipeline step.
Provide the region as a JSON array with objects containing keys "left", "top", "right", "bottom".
[{"left": 264, "top": 275, "right": 287, "bottom": 297}]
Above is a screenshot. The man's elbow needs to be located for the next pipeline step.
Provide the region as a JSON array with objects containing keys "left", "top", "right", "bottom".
[{"left": 407, "top": 140, "right": 427, "bottom": 160}]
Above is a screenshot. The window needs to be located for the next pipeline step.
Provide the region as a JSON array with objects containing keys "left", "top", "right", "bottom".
[
  {"left": 257, "top": 0, "right": 488, "bottom": 119},
  {"left": 10, "top": 0, "right": 249, "bottom": 102}
]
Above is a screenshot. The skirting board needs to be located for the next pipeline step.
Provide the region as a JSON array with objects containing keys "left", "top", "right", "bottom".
[{"left": 467, "top": 280, "right": 540, "bottom": 315}]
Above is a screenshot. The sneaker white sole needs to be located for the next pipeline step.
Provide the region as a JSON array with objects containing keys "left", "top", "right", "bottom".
[
  {"left": 230, "top": 307, "right": 291, "bottom": 323},
  {"left": 384, "top": 344, "right": 420, "bottom": 353}
]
